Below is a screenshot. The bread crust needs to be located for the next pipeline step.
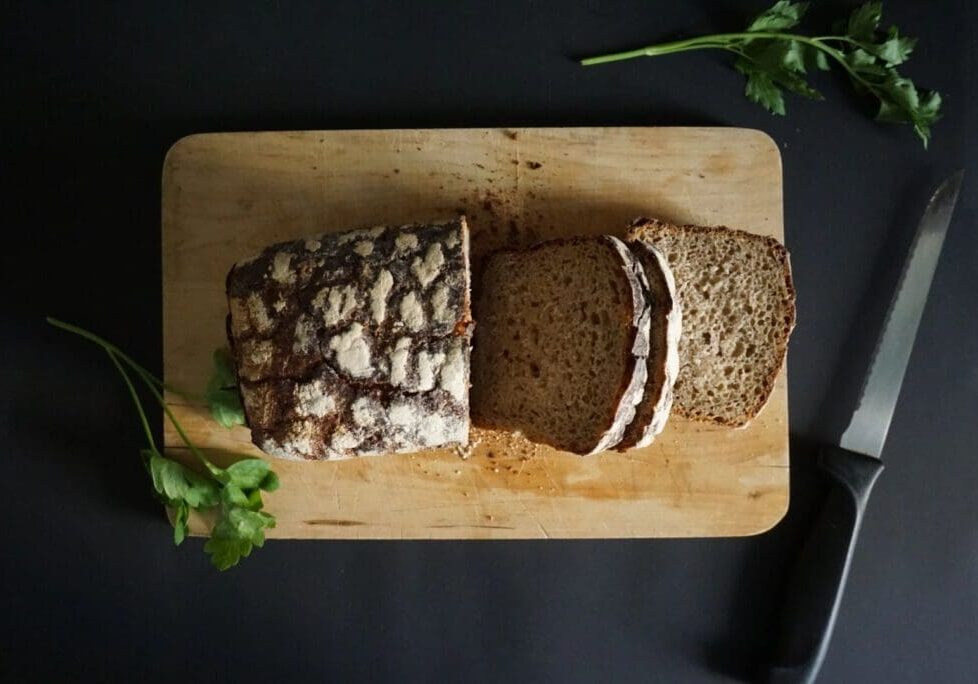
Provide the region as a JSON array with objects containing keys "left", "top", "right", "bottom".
[
  {"left": 225, "top": 218, "right": 474, "bottom": 460},
  {"left": 616, "top": 239, "right": 682, "bottom": 449},
  {"left": 591, "top": 235, "right": 653, "bottom": 454}
]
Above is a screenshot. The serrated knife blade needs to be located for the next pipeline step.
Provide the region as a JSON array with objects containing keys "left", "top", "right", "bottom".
[{"left": 839, "top": 170, "right": 964, "bottom": 459}]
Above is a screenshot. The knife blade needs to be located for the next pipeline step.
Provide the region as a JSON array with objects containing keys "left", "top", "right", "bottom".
[
  {"left": 765, "top": 171, "right": 964, "bottom": 684},
  {"left": 840, "top": 170, "right": 965, "bottom": 459}
]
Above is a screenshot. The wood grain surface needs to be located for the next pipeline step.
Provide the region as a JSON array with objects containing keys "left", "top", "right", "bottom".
[{"left": 161, "top": 127, "right": 789, "bottom": 539}]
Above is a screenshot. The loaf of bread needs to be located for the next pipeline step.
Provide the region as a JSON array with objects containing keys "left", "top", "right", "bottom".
[
  {"left": 226, "top": 218, "right": 474, "bottom": 460},
  {"left": 627, "top": 218, "right": 796, "bottom": 427},
  {"left": 615, "top": 240, "right": 682, "bottom": 449},
  {"left": 471, "top": 236, "right": 652, "bottom": 454}
]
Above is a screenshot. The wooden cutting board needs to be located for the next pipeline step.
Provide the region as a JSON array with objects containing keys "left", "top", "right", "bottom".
[{"left": 162, "top": 127, "right": 789, "bottom": 539}]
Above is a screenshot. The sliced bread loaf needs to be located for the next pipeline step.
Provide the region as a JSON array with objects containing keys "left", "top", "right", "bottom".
[
  {"left": 627, "top": 218, "right": 796, "bottom": 427},
  {"left": 226, "top": 218, "right": 474, "bottom": 460},
  {"left": 615, "top": 241, "right": 682, "bottom": 450},
  {"left": 471, "top": 236, "right": 652, "bottom": 455}
]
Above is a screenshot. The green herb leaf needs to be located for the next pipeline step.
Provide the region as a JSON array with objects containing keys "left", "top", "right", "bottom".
[
  {"left": 809, "top": 48, "right": 830, "bottom": 71},
  {"left": 877, "top": 73, "right": 920, "bottom": 117},
  {"left": 204, "top": 506, "right": 276, "bottom": 570},
  {"left": 747, "top": 1, "right": 808, "bottom": 32},
  {"left": 204, "top": 535, "right": 254, "bottom": 571},
  {"left": 148, "top": 451, "right": 220, "bottom": 508},
  {"left": 206, "top": 348, "right": 246, "bottom": 428},
  {"left": 874, "top": 74, "right": 941, "bottom": 147},
  {"left": 221, "top": 482, "right": 251, "bottom": 508},
  {"left": 226, "top": 507, "right": 275, "bottom": 545},
  {"left": 172, "top": 500, "right": 189, "bottom": 545},
  {"left": 247, "top": 488, "right": 265, "bottom": 510},
  {"left": 867, "top": 27, "right": 916, "bottom": 67},
  {"left": 259, "top": 470, "right": 281, "bottom": 492},
  {"left": 847, "top": 1, "right": 883, "bottom": 42},
  {"left": 847, "top": 48, "right": 881, "bottom": 71},
  {"left": 737, "top": 60, "right": 786, "bottom": 115},
  {"left": 226, "top": 458, "right": 273, "bottom": 489},
  {"left": 772, "top": 70, "right": 823, "bottom": 100},
  {"left": 780, "top": 40, "right": 807, "bottom": 73}
]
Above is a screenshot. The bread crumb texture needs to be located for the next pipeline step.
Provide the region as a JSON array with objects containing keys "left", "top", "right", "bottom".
[{"left": 627, "top": 218, "right": 795, "bottom": 427}]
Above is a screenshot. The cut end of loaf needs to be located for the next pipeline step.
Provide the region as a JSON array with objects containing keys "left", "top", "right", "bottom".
[
  {"left": 627, "top": 218, "right": 796, "bottom": 427},
  {"left": 471, "top": 236, "right": 651, "bottom": 455}
]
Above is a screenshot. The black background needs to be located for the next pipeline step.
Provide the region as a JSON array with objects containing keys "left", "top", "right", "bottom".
[{"left": 3, "top": 1, "right": 976, "bottom": 682}]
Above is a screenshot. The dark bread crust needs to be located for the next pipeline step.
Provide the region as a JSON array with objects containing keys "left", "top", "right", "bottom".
[
  {"left": 616, "top": 238, "right": 681, "bottom": 450},
  {"left": 226, "top": 218, "right": 473, "bottom": 460},
  {"left": 626, "top": 217, "right": 796, "bottom": 427}
]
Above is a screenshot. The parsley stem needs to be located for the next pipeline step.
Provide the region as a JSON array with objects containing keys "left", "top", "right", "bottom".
[
  {"left": 47, "top": 316, "right": 218, "bottom": 471},
  {"left": 812, "top": 35, "right": 861, "bottom": 45},
  {"left": 46, "top": 317, "right": 200, "bottom": 400},
  {"left": 46, "top": 317, "right": 165, "bottom": 388},
  {"left": 581, "top": 31, "right": 856, "bottom": 68},
  {"left": 105, "top": 349, "right": 158, "bottom": 454},
  {"left": 134, "top": 366, "right": 221, "bottom": 474},
  {"left": 581, "top": 30, "right": 880, "bottom": 102}
]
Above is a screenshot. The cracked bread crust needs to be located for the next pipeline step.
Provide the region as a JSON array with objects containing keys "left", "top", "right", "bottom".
[{"left": 226, "top": 218, "right": 473, "bottom": 460}]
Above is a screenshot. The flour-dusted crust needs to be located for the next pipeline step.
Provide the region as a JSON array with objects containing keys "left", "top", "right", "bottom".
[
  {"left": 590, "top": 235, "right": 653, "bottom": 454},
  {"left": 617, "top": 239, "right": 682, "bottom": 450},
  {"left": 226, "top": 218, "right": 473, "bottom": 460}
]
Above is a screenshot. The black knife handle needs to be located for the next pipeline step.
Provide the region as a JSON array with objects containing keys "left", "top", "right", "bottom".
[{"left": 764, "top": 445, "right": 885, "bottom": 684}]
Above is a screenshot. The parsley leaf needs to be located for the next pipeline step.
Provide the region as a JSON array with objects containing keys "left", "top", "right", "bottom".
[
  {"left": 204, "top": 534, "right": 255, "bottom": 571},
  {"left": 866, "top": 27, "right": 916, "bottom": 67},
  {"left": 226, "top": 458, "right": 274, "bottom": 489},
  {"left": 206, "top": 348, "right": 246, "bottom": 428},
  {"left": 580, "top": 1, "right": 942, "bottom": 147},
  {"left": 875, "top": 74, "right": 941, "bottom": 146},
  {"left": 747, "top": 1, "right": 808, "bottom": 32},
  {"left": 847, "top": 1, "right": 883, "bottom": 41},
  {"left": 146, "top": 449, "right": 220, "bottom": 508},
  {"left": 737, "top": 61, "right": 787, "bottom": 115},
  {"left": 172, "top": 500, "right": 190, "bottom": 545},
  {"left": 205, "top": 504, "right": 276, "bottom": 570}
]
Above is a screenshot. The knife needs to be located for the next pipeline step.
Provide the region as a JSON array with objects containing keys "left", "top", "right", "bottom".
[{"left": 765, "top": 170, "right": 965, "bottom": 684}]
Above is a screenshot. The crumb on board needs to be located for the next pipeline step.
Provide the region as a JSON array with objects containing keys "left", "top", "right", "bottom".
[{"left": 454, "top": 439, "right": 481, "bottom": 460}]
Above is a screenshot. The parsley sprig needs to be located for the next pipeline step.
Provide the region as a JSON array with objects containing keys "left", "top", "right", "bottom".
[
  {"left": 206, "top": 348, "right": 246, "bottom": 428},
  {"left": 47, "top": 317, "right": 278, "bottom": 570},
  {"left": 581, "top": 1, "right": 941, "bottom": 147}
]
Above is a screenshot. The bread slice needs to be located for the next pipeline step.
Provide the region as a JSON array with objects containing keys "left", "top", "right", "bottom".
[
  {"left": 615, "top": 241, "right": 682, "bottom": 450},
  {"left": 471, "top": 236, "right": 652, "bottom": 455},
  {"left": 225, "top": 218, "right": 474, "bottom": 460},
  {"left": 627, "top": 218, "right": 796, "bottom": 427}
]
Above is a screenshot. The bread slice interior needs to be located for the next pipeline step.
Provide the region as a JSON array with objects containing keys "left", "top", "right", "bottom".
[{"left": 627, "top": 218, "right": 795, "bottom": 427}]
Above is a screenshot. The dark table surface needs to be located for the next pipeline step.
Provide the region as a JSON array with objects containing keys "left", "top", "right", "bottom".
[{"left": 3, "top": 1, "right": 976, "bottom": 682}]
